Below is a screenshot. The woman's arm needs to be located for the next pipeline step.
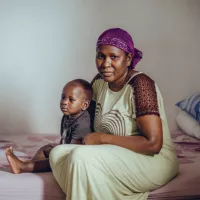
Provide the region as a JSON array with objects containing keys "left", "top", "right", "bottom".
[
  {"left": 100, "top": 115, "right": 163, "bottom": 155},
  {"left": 84, "top": 115, "right": 163, "bottom": 155}
]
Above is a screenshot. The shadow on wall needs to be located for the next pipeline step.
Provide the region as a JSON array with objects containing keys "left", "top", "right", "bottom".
[{"left": 0, "top": 91, "right": 32, "bottom": 135}]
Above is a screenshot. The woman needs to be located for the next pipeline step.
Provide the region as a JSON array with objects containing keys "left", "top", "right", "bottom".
[{"left": 49, "top": 28, "right": 178, "bottom": 200}]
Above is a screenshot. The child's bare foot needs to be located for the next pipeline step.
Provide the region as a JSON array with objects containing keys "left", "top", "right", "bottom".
[{"left": 5, "top": 147, "right": 32, "bottom": 174}]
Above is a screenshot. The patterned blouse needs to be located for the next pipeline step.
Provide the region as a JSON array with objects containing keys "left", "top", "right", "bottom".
[{"left": 91, "top": 71, "right": 173, "bottom": 152}]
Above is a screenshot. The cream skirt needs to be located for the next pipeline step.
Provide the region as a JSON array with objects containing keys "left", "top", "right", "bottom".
[{"left": 49, "top": 144, "right": 178, "bottom": 200}]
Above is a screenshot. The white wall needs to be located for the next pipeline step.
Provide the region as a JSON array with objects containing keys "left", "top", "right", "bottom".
[{"left": 0, "top": 0, "right": 200, "bottom": 135}]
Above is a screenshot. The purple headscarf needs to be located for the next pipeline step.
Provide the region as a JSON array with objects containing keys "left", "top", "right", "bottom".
[{"left": 96, "top": 28, "right": 143, "bottom": 69}]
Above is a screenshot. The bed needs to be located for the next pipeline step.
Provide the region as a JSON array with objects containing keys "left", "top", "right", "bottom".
[{"left": 0, "top": 130, "right": 200, "bottom": 200}]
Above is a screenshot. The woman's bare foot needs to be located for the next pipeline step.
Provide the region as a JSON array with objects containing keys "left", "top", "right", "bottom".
[{"left": 5, "top": 147, "right": 33, "bottom": 174}]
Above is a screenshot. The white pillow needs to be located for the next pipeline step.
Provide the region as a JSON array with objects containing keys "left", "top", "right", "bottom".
[{"left": 176, "top": 110, "right": 200, "bottom": 139}]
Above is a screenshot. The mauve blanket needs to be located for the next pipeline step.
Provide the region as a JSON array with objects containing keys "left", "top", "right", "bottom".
[{"left": 0, "top": 131, "right": 199, "bottom": 200}]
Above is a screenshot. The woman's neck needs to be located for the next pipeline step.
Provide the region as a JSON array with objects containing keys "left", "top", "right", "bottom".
[{"left": 109, "top": 69, "right": 137, "bottom": 92}]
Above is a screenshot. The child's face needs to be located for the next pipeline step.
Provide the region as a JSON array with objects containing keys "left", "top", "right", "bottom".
[{"left": 60, "top": 83, "right": 87, "bottom": 118}]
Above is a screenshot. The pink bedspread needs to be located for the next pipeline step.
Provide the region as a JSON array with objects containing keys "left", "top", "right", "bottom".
[
  {"left": 0, "top": 135, "right": 65, "bottom": 200},
  {"left": 0, "top": 131, "right": 200, "bottom": 200},
  {"left": 149, "top": 131, "right": 200, "bottom": 200}
]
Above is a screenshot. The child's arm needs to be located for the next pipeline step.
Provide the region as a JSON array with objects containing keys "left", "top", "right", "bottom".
[
  {"left": 68, "top": 111, "right": 92, "bottom": 145},
  {"left": 60, "top": 115, "right": 65, "bottom": 144}
]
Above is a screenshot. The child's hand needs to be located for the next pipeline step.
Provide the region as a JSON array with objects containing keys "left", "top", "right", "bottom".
[{"left": 83, "top": 132, "right": 107, "bottom": 145}]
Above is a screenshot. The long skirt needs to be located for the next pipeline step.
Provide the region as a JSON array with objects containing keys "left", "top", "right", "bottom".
[{"left": 49, "top": 144, "right": 178, "bottom": 200}]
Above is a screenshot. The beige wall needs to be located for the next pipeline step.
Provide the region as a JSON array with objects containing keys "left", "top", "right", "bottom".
[{"left": 0, "top": 0, "right": 200, "bottom": 134}]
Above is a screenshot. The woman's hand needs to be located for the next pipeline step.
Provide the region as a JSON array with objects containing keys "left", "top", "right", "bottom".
[{"left": 83, "top": 132, "right": 107, "bottom": 145}]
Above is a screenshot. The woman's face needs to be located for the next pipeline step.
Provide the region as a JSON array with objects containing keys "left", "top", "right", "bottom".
[{"left": 96, "top": 45, "right": 132, "bottom": 85}]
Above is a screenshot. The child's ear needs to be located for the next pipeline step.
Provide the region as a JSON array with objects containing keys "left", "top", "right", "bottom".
[{"left": 81, "top": 100, "right": 90, "bottom": 111}]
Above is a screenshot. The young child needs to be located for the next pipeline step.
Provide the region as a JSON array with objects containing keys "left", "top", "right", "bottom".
[{"left": 5, "top": 79, "right": 93, "bottom": 174}]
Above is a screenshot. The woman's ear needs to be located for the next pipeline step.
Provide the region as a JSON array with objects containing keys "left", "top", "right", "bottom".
[
  {"left": 126, "top": 53, "right": 133, "bottom": 67},
  {"left": 81, "top": 100, "right": 90, "bottom": 111}
]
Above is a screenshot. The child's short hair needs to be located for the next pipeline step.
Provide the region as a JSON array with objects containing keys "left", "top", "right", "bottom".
[{"left": 70, "top": 79, "right": 93, "bottom": 101}]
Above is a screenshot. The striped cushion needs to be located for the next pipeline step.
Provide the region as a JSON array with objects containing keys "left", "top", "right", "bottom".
[{"left": 176, "top": 93, "right": 200, "bottom": 122}]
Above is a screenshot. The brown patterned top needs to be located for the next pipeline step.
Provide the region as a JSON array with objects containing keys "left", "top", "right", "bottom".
[{"left": 128, "top": 73, "right": 160, "bottom": 117}]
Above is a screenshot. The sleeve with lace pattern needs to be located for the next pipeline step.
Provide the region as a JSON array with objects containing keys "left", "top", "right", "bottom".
[{"left": 129, "top": 74, "right": 160, "bottom": 118}]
